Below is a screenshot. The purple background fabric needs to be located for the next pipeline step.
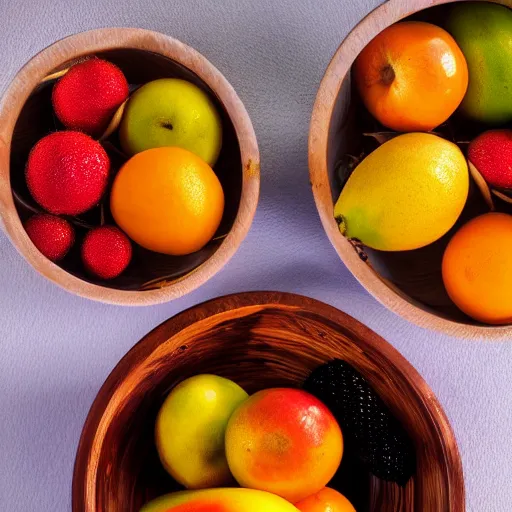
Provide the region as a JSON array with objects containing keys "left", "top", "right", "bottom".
[{"left": 0, "top": 0, "right": 510, "bottom": 510}]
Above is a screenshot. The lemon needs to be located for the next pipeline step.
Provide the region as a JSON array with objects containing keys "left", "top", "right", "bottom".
[{"left": 334, "top": 133, "right": 468, "bottom": 251}]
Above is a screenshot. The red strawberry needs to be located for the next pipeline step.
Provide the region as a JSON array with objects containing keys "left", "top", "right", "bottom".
[
  {"left": 468, "top": 129, "right": 512, "bottom": 189},
  {"left": 81, "top": 226, "right": 132, "bottom": 279},
  {"left": 24, "top": 214, "right": 75, "bottom": 261},
  {"left": 26, "top": 131, "right": 110, "bottom": 215},
  {"left": 52, "top": 58, "right": 129, "bottom": 136}
]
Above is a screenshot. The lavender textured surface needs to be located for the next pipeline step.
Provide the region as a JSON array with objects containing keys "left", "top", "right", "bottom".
[{"left": 0, "top": 0, "right": 510, "bottom": 511}]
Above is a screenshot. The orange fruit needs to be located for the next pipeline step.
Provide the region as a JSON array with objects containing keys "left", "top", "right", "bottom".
[
  {"left": 111, "top": 147, "right": 224, "bottom": 256},
  {"left": 354, "top": 21, "right": 468, "bottom": 132},
  {"left": 442, "top": 213, "right": 512, "bottom": 324},
  {"left": 295, "top": 487, "right": 356, "bottom": 512},
  {"left": 225, "top": 388, "right": 343, "bottom": 503}
]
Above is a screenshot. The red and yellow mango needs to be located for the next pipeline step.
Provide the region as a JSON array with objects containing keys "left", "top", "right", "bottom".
[
  {"left": 139, "top": 488, "right": 300, "bottom": 512},
  {"left": 225, "top": 388, "right": 343, "bottom": 502}
]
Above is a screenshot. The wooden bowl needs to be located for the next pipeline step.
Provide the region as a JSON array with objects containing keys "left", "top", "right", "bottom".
[
  {"left": 309, "top": 0, "right": 512, "bottom": 339},
  {"left": 73, "top": 291, "right": 464, "bottom": 512},
  {"left": 0, "top": 28, "right": 259, "bottom": 305}
]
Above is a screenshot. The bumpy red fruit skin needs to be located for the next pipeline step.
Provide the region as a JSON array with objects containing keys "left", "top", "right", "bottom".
[
  {"left": 468, "top": 129, "right": 512, "bottom": 189},
  {"left": 24, "top": 214, "right": 75, "bottom": 261},
  {"left": 52, "top": 58, "right": 129, "bottom": 136},
  {"left": 81, "top": 226, "right": 132, "bottom": 279},
  {"left": 26, "top": 131, "right": 110, "bottom": 215}
]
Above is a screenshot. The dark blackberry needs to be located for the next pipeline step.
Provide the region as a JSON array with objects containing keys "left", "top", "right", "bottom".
[{"left": 303, "top": 359, "right": 415, "bottom": 486}]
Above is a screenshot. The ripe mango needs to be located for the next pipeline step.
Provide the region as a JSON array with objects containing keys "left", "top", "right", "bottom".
[
  {"left": 225, "top": 388, "right": 343, "bottom": 503},
  {"left": 446, "top": 2, "right": 512, "bottom": 124},
  {"left": 334, "top": 133, "right": 468, "bottom": 251},
  {"left": 140, "top": 488, "right": 300, "bottom": 512}
]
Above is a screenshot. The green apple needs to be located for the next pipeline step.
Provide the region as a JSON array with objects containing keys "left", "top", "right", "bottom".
[
  {"left": 120, "top": 79, "right": 222, "bottom": 165},
  {"left": 446, "top": 2, "right": 512, "bottom": 125},
  {"left": 155, "top": 374, "right": 248, "bottom": 489}
]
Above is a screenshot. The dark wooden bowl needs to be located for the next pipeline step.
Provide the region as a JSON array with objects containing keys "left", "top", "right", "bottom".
[
  {"left": 309, "top": 0, "right": 512, "bottom": 339},
  {"left": 0, "top": 28, "right": 259, "bottom": 305},
  {"left": 73, "top": 292, "right": 464, "bottom": 512}
]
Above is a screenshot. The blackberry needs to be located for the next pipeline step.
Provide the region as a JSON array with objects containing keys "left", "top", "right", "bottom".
[{"left": 303, "top": 359, "right": 415, "bottom": 486}]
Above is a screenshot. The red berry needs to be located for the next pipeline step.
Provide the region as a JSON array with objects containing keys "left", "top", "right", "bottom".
[
  {"left": 468, "top": 129, "right": 512, "bottom": 189},
  {"left": 24, "top": 214, "right": 75, "bottom": 261},
  {"left": 81, "top": 226, "right": 132, "bottom": 279},
  {"left": 26, "top": 131, "right": 110, "bottom": 215},
  {"left": 52, "top": 58, "right": 129, "bottom": 136}
]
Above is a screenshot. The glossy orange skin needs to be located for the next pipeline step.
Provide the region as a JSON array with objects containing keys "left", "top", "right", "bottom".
[
  {"left": 225, "top": 388, "right": 343, "bottom": 503},
  {"left": 295, "top": 487, "right": 356, "bottom": 512},
  {"left": 111, "top": 147, "right": 224, "bottom": 256},
  {"left": 442, "top": 213, "right": 512, "bottom": 324},
  {"left": 354, "top": 21, "right": 468, "bottom": 132}
]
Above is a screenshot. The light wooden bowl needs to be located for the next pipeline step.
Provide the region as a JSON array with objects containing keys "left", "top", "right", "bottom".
[
  {"left": 73, "top": 292, "right": 464, "bottom": 512},
  {"left": 0, "top": 28, "right": 259, "bottom": 305},
  {"left": 309, "top": 0, "right": 512, "bottom": 339}
]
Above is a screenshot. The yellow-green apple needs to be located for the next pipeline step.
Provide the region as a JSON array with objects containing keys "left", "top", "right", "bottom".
[
  {"left": 155, "top": 374, "right": 247, "bottom": 489},
  {"left": 120, "top": 78, "right": 222, "bottom": 165}
]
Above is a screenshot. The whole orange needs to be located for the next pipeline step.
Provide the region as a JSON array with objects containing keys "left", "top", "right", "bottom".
[
  {"left": 442, "top": 213, "right": 512, "bottom": 324},
  {"left": 225, "top": 388, "right": 343, "bottom": 503},
  {"left": 354, "top": 21, "right": 468, "bottom": 132},
  {"left": 111, "top": 147, "right": 224, "bottom": 256},
  {"left": 295, "top": 487, "right": 355, "bottom": 512}
]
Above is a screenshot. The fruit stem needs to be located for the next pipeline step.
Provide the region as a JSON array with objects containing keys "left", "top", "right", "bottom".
[
  {"left": 380, "top": 64, "right": 395, "bottom": 86},
  {"left": 160, "top": 121, "right": 174, "bottom": 131},
  {"left": 335, "top": 215, "right": 347, "bottom": 236}
]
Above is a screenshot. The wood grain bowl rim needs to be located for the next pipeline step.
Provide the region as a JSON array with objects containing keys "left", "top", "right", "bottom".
[
  {"left": 308, "top": 0, "right": 512, "bottom": 340},
  {"left": 0, "top": 27, "right": 260, "bottom": 306},
  {"left": 72, "top": 291, "right": 464, "bottom": 512}
]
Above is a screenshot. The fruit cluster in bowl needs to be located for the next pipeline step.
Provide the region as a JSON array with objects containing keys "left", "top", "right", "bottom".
[
  {"left": 14, "top": 55, "right": 229, "bottom": 284},
  {"left": 333, "top": 2, "right": 512, "bottom": 325},
  {"left": 140, "top": 361, "right": 415, "bottom": 512}
]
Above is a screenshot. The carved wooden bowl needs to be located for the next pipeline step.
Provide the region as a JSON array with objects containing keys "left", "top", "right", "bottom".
[
  {"left": 0, "top": 28, "right": 259, "bottom": 305},
  {"left": 73, "top": 292, "right": 464, "bottom": 512},
  {"left": 309, "top": 0, "right": 511, "bottom": 339}
]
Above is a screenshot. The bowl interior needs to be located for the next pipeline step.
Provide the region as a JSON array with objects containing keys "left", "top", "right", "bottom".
[
  {"left": 73, "top": 293, "right": 463, "bottom": 512},
  {"left": 9, "top": 48, "right": 242, "bottom": 291},
  {"left": 325, "top": 2, "right": 508, "bottom": 328}
]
